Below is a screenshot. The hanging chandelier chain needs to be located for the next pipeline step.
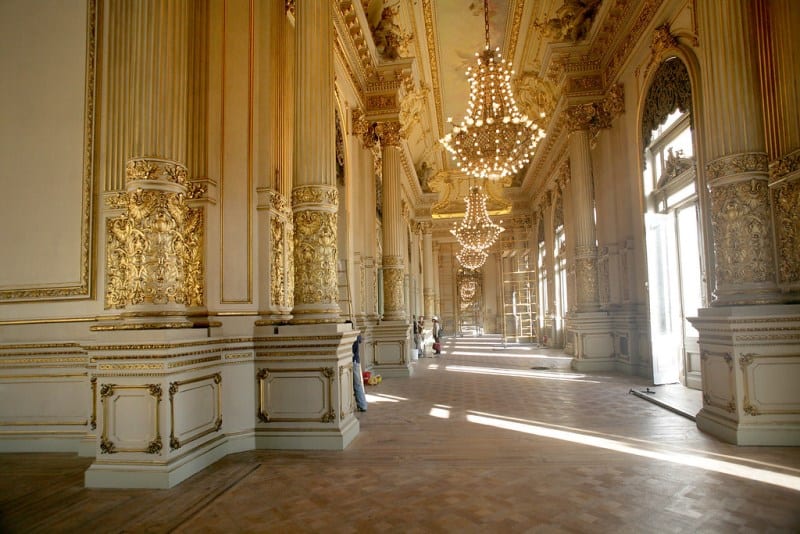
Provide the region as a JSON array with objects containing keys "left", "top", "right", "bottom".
[{"left": 484, "top": 0, "right": 491, "bottom": 48}]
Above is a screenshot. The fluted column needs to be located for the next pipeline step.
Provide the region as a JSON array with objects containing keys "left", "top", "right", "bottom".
[
  {"left": 290, "top": 0, "right": 340, "bottom": 323},
  {"left": 377, "top": 122, "right": 406, "bottom": 321},
  {"left": 422, "top": 222, "right": 435, "bottom": 318},
  {"left": 256, "top": 0, "right": 293, "bottom": 323},
  {"left": 565, "top": 124, "right": 600, "bottom": 312},
  {"left": 103, "top": 0, "right": 201, "bottom": 326},
  {"left": 757, "top": 0, "right": 800, "bottom": 296},
  {"left": 698, "top": 0, "right": 780, "bottom": 305},
  {"left": 433, "top": 243, "right": 441, "bottom": 317}
]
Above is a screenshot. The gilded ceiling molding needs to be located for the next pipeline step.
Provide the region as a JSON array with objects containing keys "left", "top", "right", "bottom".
[
  {"left": 566, "top": 83, "right": 625, "bottom": 138},
  {"left": 369, "top": 2, "right": 413, "bottom": 61},
  {"left": 515, "top": 73, "right": 557, "bottom": 120},
  {"left": 421, "top": 0, "right": 445, "bottom": 146},
  {"left": 534, "top": 0, "right": 602, "bottom": 42},
  {"left": 506, "top": 0, "right": 526, "bottom": 62},
  {"left": 605, "top": 0, "right": 665, "bottom": 83}
]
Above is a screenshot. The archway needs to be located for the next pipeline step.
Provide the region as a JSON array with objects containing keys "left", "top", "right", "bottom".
[{"left": 641, "top": 57, "right": 705, "bottom": 388}]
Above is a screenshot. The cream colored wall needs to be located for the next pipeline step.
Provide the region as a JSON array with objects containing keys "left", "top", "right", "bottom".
[{"left": 0, "top": 0, "right": 91, "bottom": 299}]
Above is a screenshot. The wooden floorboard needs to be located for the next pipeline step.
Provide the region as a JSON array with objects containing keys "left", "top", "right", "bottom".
[{"left": 1, "top": 336, "right": 799, "bottom": 533}]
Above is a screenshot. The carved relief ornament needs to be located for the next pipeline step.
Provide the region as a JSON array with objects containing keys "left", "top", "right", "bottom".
[
  {"left": 709, "top": 178, "right": 775, "bottom": 286},
  {"left": 771, "top": 177, "right": 800, "bottom": 286},
  {"left": 293, "top": 209, "right": 338, "bottom": 306},
  {"left": 566, "top": 84, "right": 625, "bottom": 138},
  {"left": 106, "top": 189, "right": 204, "bottom": 309}
]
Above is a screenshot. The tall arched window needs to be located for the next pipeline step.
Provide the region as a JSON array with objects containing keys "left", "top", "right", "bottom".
[{"left": 642, "top": 57, "right": 705, "bottom": 389}]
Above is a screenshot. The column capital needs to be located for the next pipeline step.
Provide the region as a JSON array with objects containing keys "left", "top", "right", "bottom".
[
  {"left": 375, "top": 120, "right": 403, "bottom": 148},
  {"left": 566, "top": 84, "right": 624, "bottom": 136}
]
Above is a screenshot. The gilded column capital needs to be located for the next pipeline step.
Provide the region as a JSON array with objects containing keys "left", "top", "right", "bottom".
[
  {"left": 352, "top": 109, "right": 378, "bottom": 148},
  {"left": 566, "top": 85, "right": 624, "bottom": 137},
  {"left": 376, "top": 121, "right": 403, "bottom": 148},
  {"left": 706, "top": 152, "right": 769, "bottom": 183},
  {"left": 420, "top": 221, "right": 433, "bottom": 234},
  {"left": 292, "top": 185, "right": 338, "bottom": 209},
  {"left": 126, "top": 158, "right": 188, "bottom": 187}
]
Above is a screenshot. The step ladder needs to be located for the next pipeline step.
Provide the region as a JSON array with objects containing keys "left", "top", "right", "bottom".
[{"left": 337, "top": 259, "right": 353, "bottom": 324}]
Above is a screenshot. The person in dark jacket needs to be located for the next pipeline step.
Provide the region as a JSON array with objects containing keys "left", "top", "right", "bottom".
[{"left": 352, "top": 334, "right": 368, "bottom": 412}]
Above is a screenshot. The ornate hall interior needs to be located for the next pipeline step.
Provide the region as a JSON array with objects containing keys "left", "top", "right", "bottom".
[{"left": 0, "top": 0, "right": 799, "bottom": 525}]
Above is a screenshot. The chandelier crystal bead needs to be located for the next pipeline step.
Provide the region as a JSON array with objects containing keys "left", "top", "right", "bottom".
[
  {"left": 456, "top": 246, "right": 488, "bottom": 270},
  {"left": 451, "top": 186, "right": 504, "bottom": 252},
  {"left": 439, "top": 0, "right": 546, "bottom": 181}
]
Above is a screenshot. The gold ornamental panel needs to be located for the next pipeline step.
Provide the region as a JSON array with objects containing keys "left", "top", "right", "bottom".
[
  {"left": 106, "top": 191, "right": 204, "bottom": 309},
  {"left": 709, "top": 179, "right": 774, "bottom": 286},
  {"left": 771, "top": 177, "right": 800, "bottom": 286},
  {"left": 293, "top": 210, "right": 338, "bottom": 307}
]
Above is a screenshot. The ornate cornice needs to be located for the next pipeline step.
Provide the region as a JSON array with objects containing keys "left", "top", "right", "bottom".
[
  {"left": 605, "top": 0, "right": 665, "bottom": 83},
  {"left": 566, "top": 84, "right": 625, "bottom": 136},
  {"left": 375, "top": 121, "right": 403, "bottom": 147},
  {"left": 706, "top": 153, "right": 769, "bottom": 182}
]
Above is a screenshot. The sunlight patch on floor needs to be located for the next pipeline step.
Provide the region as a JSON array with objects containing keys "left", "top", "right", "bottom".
[
  {"left": 365, "top": 393, "right": 408, "bottom": 403},
  {"left": 445, "top": 364, "right": 598, "bottom": 383},
  {"left": 448, "top": 350, "right": 571, "bottom": 360},
  {"left": 466, "top": 411, "right": 800, "bottom": 492}
]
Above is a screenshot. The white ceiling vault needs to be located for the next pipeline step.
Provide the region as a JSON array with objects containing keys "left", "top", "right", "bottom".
[{"left": 334, "top": 0, "right": 650, "bottom": 220}]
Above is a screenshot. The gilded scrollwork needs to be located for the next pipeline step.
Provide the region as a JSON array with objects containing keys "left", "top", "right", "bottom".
[
  {"left": 375, "top": 121, "right": 403, "bottom": 147},
  {"left": 293, "top": 210, "right": 339, "bottom": 306},
  {"left": 642, "top": 58, "right": 692, "bottom": 148},
  {"left": 771, "top": 150, "right": 800, "bottom": 182},
  {"left": 706, "top": 153, "right": 769, "bottom": 182},
  {"left": 106, "top": 190, "right": 204, "bottom": 309},
  {"left": 292, "top": 186, "right": 339, "bottom": 208},
  {"left": 534, "top": 0, "right": 602, "bottom": 42},
  {"left": 382, "top": 267, "right": 405, "bottom": 314},
  {"left": 709, "top": 179, "right": 775, "bottom": 285},
  {"left": 271, "top": 218, "right": 286, "bottom": 307},
  {"left": 772, "top": 178, "right": 800, "bottom": 285},
  {"left": 575, "top": 257, "right": 598, "bottom": 306},
  {"left": 126, "top": 158, "right": 187, "bottom": 186}
]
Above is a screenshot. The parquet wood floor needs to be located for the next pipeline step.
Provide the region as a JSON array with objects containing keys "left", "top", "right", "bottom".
[{"left": 1, "top": 335, "right": 799, "bottom": 533}]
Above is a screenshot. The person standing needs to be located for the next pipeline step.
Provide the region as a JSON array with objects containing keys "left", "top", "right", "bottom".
[
  {"left": 432, "top": 317, "right": 441, "bottom": 355},
  {"left": 352, "top": 334, "right": 368, "bottom": 412}
]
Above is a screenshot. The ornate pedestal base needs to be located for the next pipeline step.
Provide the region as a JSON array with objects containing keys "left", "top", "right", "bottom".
[
  {"left": 83, "top": 328, "right": 227, "bottom": 489},
  {"left": 690, "top": 304, "right": 800, "bottom": 446},
  {"left": 568, "top": 311, "right": 615, "bottom": 372},
  {"left": 252, "top": 322, "right": 360, "bottom": 450},
  {"left": 371, "top": 320, "right": 413, "bottom": 378}
]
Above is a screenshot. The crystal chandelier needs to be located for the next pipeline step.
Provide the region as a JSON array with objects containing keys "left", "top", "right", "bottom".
[
  {"left": 451, "top": 185, "right": 504, "bottom": 252},
  {"left": 456, "top": 246, "right": 488, "bottom": 270},
  {"left": 440, "top": 0, "right": 546, "bottom": 181}
]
